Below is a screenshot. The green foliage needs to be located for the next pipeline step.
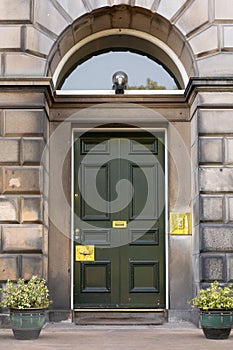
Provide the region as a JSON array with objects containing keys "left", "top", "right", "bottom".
[
  {"left": 189, "top": 281, "right": 233, "bottom": 310},
  {"left": 0, "top": 276, "right": 52, "bottom": 309},
  {"left": 127, "top": 78, "right": 166, "bottom": 90}
]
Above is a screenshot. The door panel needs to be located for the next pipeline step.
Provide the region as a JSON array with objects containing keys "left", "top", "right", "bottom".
[{"left": 74, "top": 131, "right": 165, "bottom": 309}]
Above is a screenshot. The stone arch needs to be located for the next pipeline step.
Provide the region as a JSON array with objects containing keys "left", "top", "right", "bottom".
[{"left": 48, "top": 6, "right": 196, "bottom": 89}]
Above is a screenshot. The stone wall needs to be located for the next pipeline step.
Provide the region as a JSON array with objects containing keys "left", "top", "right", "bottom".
[
  {"left": 187, "top": 79, "right": 233, "bottom": 291},
  {"left": 0, "top": 82, "right": 50, "bottom": 283}
]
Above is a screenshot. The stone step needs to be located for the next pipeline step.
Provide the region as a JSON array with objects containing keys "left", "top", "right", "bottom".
[{"left": 74, "top": 309, "right": 167, "bottom": 325}]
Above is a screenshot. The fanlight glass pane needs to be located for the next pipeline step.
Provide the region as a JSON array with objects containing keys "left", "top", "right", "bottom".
[{"left": 60, "top": 52, "right": 178, "bottom": 90}]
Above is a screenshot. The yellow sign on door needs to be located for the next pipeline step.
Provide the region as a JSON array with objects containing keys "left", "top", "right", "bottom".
[{"left": 75, "top": 245, "right": 95, "bottom": 261}]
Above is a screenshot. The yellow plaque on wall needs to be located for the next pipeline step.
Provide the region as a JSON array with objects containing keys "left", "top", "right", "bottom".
[
  {"left": 75, "top": 245, "right": 95, "bottom": 261},
  {"left": 170, "top": 213, "right": 192, "bottom": 235}
]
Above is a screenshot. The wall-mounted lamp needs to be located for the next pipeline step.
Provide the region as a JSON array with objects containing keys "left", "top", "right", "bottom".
[{"left": 112, "top": 71, "right": 128, "bottom": 94}]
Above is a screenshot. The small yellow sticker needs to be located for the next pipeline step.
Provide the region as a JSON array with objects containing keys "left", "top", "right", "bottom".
[
  {"left": 112, "top": 221, "right": 127, "bottom": 228},
  {"left": 170, "top": 213, "right": 192, "bottom": 235},
  {"left": 75, "top": 245, "right": 95, "bottom": 261}
]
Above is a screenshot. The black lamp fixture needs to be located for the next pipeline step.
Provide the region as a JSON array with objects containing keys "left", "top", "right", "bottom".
[{"left": 112, "top": 71, "right": 128, "bottom": 94}]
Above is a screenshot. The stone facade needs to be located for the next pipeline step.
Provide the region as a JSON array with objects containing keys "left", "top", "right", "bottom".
[{"left": 0, "top": 0, "right": 233, "bottom": 324}]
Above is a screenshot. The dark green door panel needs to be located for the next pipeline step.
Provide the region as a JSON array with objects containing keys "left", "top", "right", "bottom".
[{"left": 73, "top": 131, "right": 165, "bottom": 308}]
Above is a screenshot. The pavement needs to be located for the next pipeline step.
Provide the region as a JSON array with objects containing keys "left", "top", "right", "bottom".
[{"left": 1, "top": 322, "right": 233, "bottom": 350}]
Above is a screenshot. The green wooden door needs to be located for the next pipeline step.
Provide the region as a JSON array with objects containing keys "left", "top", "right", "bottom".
[{"left": 73, "top": 131, "right": 165, "bottom": 308}]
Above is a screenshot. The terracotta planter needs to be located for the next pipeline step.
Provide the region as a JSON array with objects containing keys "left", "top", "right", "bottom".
[
  {"left": 9, "top": 308, "right": 47, "bottom": 340},
  {"left": 200, "top": 310, "right": 233, "bottom": 339}
]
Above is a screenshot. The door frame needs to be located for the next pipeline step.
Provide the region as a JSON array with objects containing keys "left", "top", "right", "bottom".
[{"left": 71, "top": 127, "right": 168, "bottom": 310}]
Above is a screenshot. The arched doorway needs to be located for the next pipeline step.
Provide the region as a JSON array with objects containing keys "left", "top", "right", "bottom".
[{"left": 48, "top": 5, "right": 194, "bottom": 323}]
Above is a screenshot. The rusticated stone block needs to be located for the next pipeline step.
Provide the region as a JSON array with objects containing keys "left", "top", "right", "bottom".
[
  {"left": 0, "top": 255, "right": 19, "bottom": 281},
  {"left": 56, "top": 0, "right": 87, "bottom": 19},
  {"left": 0, "top": 0, "right": 31, "bottom": 21},
  {"left": 215, "top": 0, "right": 233, "bottom": 19},
  {"left": 201, "top": 254, "right": 225, "bottom": 281},
  {"left": 22, "top": 138, "right": 44, "bottom": 164},
  {"left": 198, "top": 91, "right": 233, "bottom": 106},
  {"left": 21, "top": 255, "right": 43, "bottom": 280},
  {"left": 200, "top": 167, "right": 233, "bottom": 192},
  {"left": 34, "top": 1, "right": 68, "bottom": 36},
  {"left": 0, "top": 197, "right": 19, "bottom": 222},
  {"left": 157, "top": 0, "right": 187, "bottom": 19},
  {"left": 4, "top": 54, "right": 46, "bottom": 77},
  {"left": 176, "top": 0, "right": 209, "bottom": 35},
  {"left": 225, "top": 138, "right": 233, "bottom": 163},
  {"left": 199, "top": 109, "right": 233, "bottom": 133},
  {"left": 227, "top": 196, "right": 233, "bottom": 222},
  {"left": 198, "top": 53, "right": 233, "bottom": 77},
  {"left": 88, "top": 0, "right": 110, "bottom": 8},
  {"left": 134, "top": 0, "right": 155, "bottom": 11},
  {"left": 0, "top": 92, "right": 45, "bottom": 108},
  {"left": 189, "top": 26, "right": 218, "bottom": 56},
  {"left": 0, "top": 168, "right": 3, "bottom": 193},
  {"left": 25, "top": 26, "right": 54, "bottom": 57},
  {"left": 227, "top": 255, "right": 233, "bottom": 281},
  {"left": 21, "top": 196, "right": 43, "bottom": 223},
  {"left": 0, "top": 26, "right": 21, "bottom": 49},
  {"left": 4, "top": 167, "right": 41, "bottom": 194},
  {"left": 201, "top": 226, "right": 233, "bottom": 251},
  {"left": 222, "top": 26, "right": 233, "bottom": 49},
  {"left": 199, "top": 137, "right": 223, "bottom": 163},
  {"left": 131, "top": 12, "right": 151, "bottom": 32},
  {"left": 200, "top": 195, "right": 223, "bottom": 221},
  {"left": 4, "top": 110, "right": 44, "bottom": 135},
  {"left": 0, "top": 138, "right": 20, "bottom": 164},
  {"left": 2, "top": 225, "right": 43, "bottom": 252}
]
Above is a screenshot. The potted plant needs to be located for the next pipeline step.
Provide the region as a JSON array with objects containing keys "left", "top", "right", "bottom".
[
  {"left": 0, "top": 275, "right": 52, "bottom": 340},
  {"left": 189, "top": 281, "right": 233, "bottom": 339}
]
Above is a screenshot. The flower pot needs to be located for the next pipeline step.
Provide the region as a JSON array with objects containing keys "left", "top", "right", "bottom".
[
  {"left": 200, "top": 310, "right": 233, "bottom": 339},
  {"left": 9, "top": 308, "right": 47, "bottom": 340}
]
